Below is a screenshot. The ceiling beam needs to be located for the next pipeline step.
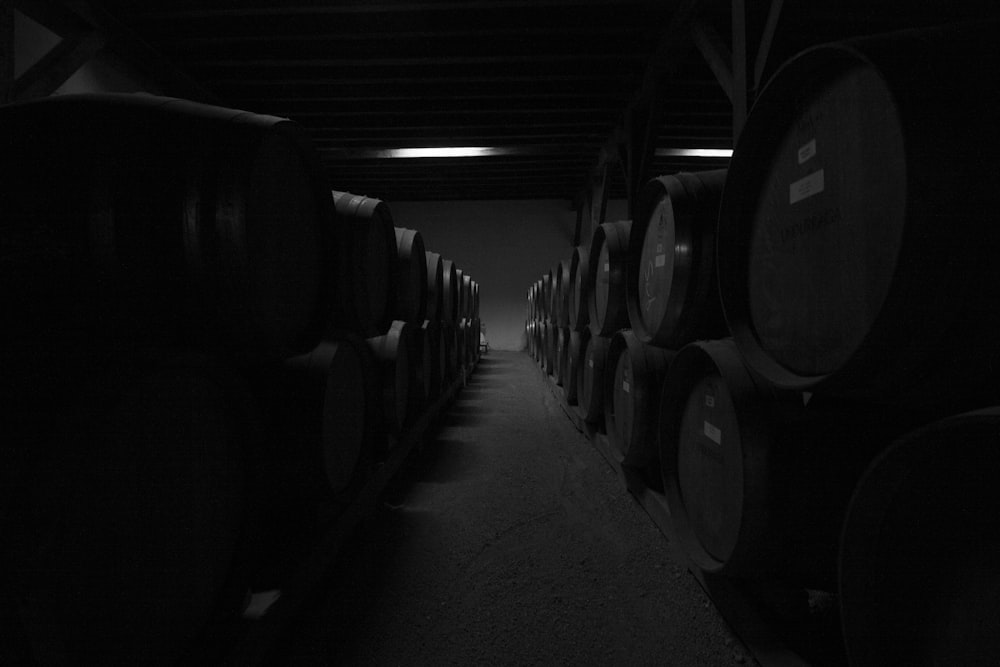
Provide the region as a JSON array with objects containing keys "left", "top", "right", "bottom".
[
  {"left": 130, "top": 1, "right": 668, "bottom": 20},
  {"left": 13, "top": 0, "right": 218, "bottom": 102},
  {"left": 12, "top": 28, "right": 107, "bottom": 100}
]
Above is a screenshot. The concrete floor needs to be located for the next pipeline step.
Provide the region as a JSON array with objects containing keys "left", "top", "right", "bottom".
[{"left": 271, "top": 350, "right": 756, "bottom": 666}]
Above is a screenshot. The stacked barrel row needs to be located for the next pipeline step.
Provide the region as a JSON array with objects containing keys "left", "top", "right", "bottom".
[
  {"left": 0, "top": 93, "right": 481, "bottom": 664},
  {"left": 528, "top": 20, "right": 1000, "bottom": 665}
]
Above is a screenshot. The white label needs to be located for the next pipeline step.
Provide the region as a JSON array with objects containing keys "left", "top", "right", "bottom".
[
  {"left": 802, "top": 391, "right": 813, "bottom": 406},
  {"left": 603, "top": 262, "right": 610, "bottom": 272},
  {"left": 797, "top": 139, "right": 817, "bottom": 164},
  {"left": 622, "top": 381, "right": 630, "bottom": 393},
  {"left": 789, "top": 169, "right": 825, "bottom": 204},
  {"left": 704, "top": 421, "right": 722, "bottom": 445},
  {"left": 588, "top": 359, "right": 594, "bottom": 368},
  {"left": 705, "top": 395, "right": 715, "bottom": 408},
  {"left": 654, "top": 254, "right": 666, "bottom": 268}
]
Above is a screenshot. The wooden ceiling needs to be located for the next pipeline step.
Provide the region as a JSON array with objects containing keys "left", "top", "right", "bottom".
[{"left": 10, "top": 0, "right": 1000, "bottom": 206}]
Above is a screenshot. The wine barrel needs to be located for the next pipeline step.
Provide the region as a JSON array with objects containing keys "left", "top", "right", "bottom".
[
  {"left": 13, "top": 352, "right": 250, "bottom": 664},
  {"left": 421, "top": 319, "right": 443, "bottom": 401},
  {"left": 568, "top": 245, "right": 591, "bottom": 332},
  {"left": 442, "top": 322, "right": 459, "bottom": 381},
  {"left": 578, "top": 334, "right": 611, "bottom": 425},
  {"left": 604, "top": 330, "right": 675, "bottom": 471},
  {"left": 588, "top": 220, "right": 632, "bottom": 336},
  {"left": 554, "top": 326, "right": 570, "bottom": 387},
  {"left": 542, "top": 321, "right": 556, "bottom": 376},
  {"left": 716, "top": 21, "right": 1000, "bottom": 408},
  {"left": 839, "top": 408, "right": 1000, "bottom": 667},
  {"left": 658, "top": 338, "right": 919, "bottom": 585},
  {"left": 440, "top": 260, "right": 460, "bottom": 326},
  {"left": 534, "top": 278, "right": 545, "bottom": 322},
  {"left": 0, "top": 93, "right": 329, "bottom": 365},
  {"left": 456, "top": 319, "right": 468, "bottom": 370},
  {"left": 461, "top": 274, "right": 473, "bottom": 321},
  {"left": 455, "top": 268, "right": 466, "bottom": 320},
  {"left": 565, "top": 329, "right": 590, "bottom": 406},
  {"left": 269, "top": 339, "right": 368, "bottom": 497},
  {"left": 393, "top": 227, "right": 427, "bottom": 323},
  {"left": 247, "top": 335, "right": 375, "bottom": 586},
  {"left": 627, "top": 170, "right": 728, "bottom": 348},
  {"left": 366, "top": 320, "right": 411, "bottom": 438},
  {"left": 540, "top": 271, "right": 553, "bottom": 322},
  {"left": 553, "top": 259, "right": 571, "bottom": 327},
  {"left": 425, "top": 252, "right": 444, "bottom": 323},
  {"left": 331, "top": 191, "right": 398, "bottom": 337}
]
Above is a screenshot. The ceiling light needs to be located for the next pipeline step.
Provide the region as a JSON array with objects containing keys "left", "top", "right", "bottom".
[
  {"left": 382, "top": 146, "right": 504, "bottom": 158},
  {"left": 655, "top": 148, "right": 733, "bottom": 158}
]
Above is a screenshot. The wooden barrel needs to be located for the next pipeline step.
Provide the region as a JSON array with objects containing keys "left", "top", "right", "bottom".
[
  {"left": 0, "top": 93, "right": 329, "bottom": 365},
  {"left": 534, "top": 321, "right": 545, "bottom": 366},
  {"left": 12, "top": 352, "right": 250, "bottom": 664},
  {"left": 553, "top": 259, "right": 571, "bottom": 327},
  {"left": 554, "top": 326, "right": 571, "bottom": 387},
  {"left": 839, "top": 408, "right": 1000, "bottom": 666},
  {"left": 331, "top": 191, "right": 398, "bottom": 337},
  {"left": 540, "top": 271, "right": 553, "bottom": 322},
  {"left": 470, "top": 318, "right": 482, "bottom": 364},
  {"left": 270, "top": 340, "right": 368, "bottom": 497},
  {"left": 392, "top": 227, "right": 427, "bottom": 324},
  {"left": 536, "top": 280, "right": 544, "bottom": 321},
  {"left": 588, "top": 220, "right": 632, "bottom": 336},
  {"left": 440, "top": 260, "right": 460, "bottom": 325},
  {"left": 456, "top": 318, "right": 468, "bottom": 370},
  {"left": 658, "top": 338, "right": 919, "bottom": 586},
  {"left": 568, "top": 245, "right": 591, "bottom": 332},
  {"left": 542, "top": 321, "right": 556, "bottom": 375},
  {"left": 425, "top": 251, "right": 444, "bottom": 323},
  {"left": 461, "top": 274, "right": 473, "bottom": 321},
  {"left": 565, "top": 329, "right": 590, "bottom": 406},
  {"left": 442, "top": 322, "right": 459, "bottom": 381},
  {"left": 454, "top": 268, "right": 466, "bottom": 320},
  {"left": 626, "top": 170, "right": 728, "bottom": 347},
  {"left": 716, "top": 21, "right": 1000, "bottom": 408},
  {"left": 421, "top": 319, "right": 443, "bottom": 402},
  {"left": 578, "top": 334, "right": 611, "bottom": 425},
  {"left": 604, "top": 330, "right": 675, "bottom": 472},
  {"left": 366, "top": 320, "right": 411, "bottom": 438}
]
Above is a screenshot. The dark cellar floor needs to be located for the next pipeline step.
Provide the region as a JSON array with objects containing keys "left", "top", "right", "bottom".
[{"left": 268, "top": 351, "right": 755, "bottom": 666}]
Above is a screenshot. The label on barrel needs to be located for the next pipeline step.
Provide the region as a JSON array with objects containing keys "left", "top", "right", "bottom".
[
  {"left": 655, "top": 254, "right": 666, "bottom": 268},
  {"left": 704, "top": 421, "right": 722, "bottom": 445},
  {"left": 588, "top": 359, "right": 594, "bottom": 368},
  {"left": 623, "top": 380, "right": 630, "bottom": 393},
  {"left": 603, "top": 262, "right": 610, "bottom": 272},
  {"left": 705, "top": 395, "right": 715, "bottom": 408},
  {"left": 789, "top": 169, "right": 825, "bottom": 204},
  {"left": 798, "top": 139, "right": 817, "bottom": 164}
]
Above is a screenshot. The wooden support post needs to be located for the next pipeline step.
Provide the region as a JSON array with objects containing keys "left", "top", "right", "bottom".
[
  {"left": 624, "top": 95, "right": 658, "bottom": 220},
  {"left": 753, "top": 0, "right": 784, "bottom": 92},
  {"left": 731, "top": 0, "right": 751, "bottom": 144},
  {"left": 691, "top": 19, "right": 734, "bottom": 104}
]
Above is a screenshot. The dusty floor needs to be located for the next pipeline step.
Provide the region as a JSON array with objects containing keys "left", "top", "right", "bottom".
[{"left": 271, "top": 350, "right": 756, "bottom": 666}]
